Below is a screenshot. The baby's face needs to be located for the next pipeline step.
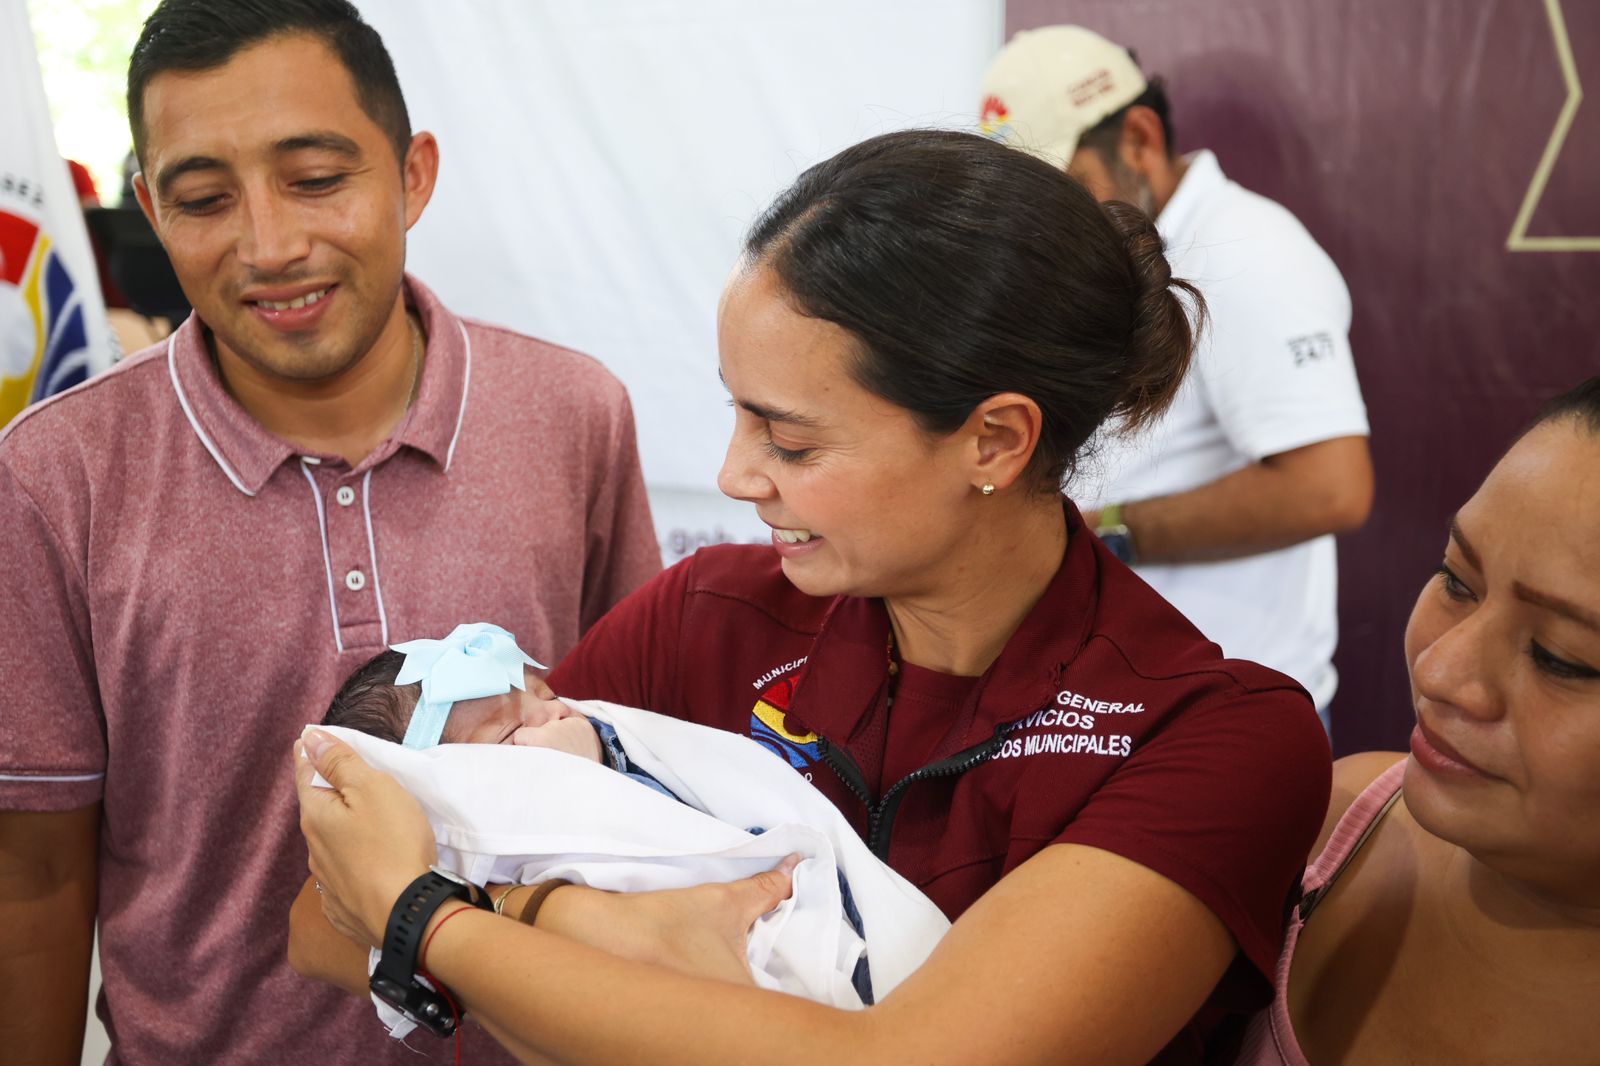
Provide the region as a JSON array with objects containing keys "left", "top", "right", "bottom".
[{"left": 438, "top": 670, "right": 601, "bottom": 763}]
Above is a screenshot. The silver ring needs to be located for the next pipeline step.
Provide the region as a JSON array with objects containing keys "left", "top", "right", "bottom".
[{"left": 314, "top": 880, "right": 323, "bottom": 893}]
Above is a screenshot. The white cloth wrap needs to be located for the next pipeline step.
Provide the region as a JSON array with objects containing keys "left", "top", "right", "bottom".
[{"left": 309, "top": 700, "right": 949, "bottom": 1038}]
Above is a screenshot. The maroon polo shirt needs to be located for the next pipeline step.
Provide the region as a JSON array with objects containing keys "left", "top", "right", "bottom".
[
  {"left": 0, "top": 276, "right": 660, "bottom": 1064},
  {"left": 551, "top": 505, "right": 1331, "bottom": 1063}
]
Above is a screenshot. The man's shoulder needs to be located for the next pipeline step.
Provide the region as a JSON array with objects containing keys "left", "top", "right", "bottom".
[
  {"left": 461, "top": 317, "right": 625, "bottom": 393},
  {"left": 1169, "top": 169, "right": 1351, "bottom": 351},
  {"left": 450, "top": 316, "right": 639, "bottom": 436},
  {"left": 1180, "top": 163, "right": 1341, "bottom": 284},
  {"left": 0, "top": 343, "right": 172, "bottom": 473}
]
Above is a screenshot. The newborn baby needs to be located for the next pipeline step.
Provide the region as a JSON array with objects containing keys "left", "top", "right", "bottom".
[
  {"left": 314, "top": 623, "right": 950, "bottom": 1037},
  {"left": 323, "top": 626, "right": 671, "bottom": 798}
]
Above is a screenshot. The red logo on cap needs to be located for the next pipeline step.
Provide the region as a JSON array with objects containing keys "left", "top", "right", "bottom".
[
  {"left": 979, "top": 95, "right": 1010, "bottom": 136},
  {"left": 1068, "top": 69, "right": 1117, "bottom": 106}
]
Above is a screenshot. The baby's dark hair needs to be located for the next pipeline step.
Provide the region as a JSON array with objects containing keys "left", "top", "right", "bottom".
[{"left": 323, "top": 649, "right": 419, "bottom": 743}]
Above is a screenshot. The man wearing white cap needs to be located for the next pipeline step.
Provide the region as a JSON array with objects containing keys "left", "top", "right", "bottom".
[{"left": 981, "top": 27, "right": 1373, "bottom": 726}]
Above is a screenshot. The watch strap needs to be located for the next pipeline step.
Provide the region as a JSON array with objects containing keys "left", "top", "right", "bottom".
[
  {"left": 1093, "top": 502, "right": 1138, "bottom": 566},
  {"left": 369, "top": 870, "right": 488, "bottom": 1038}
]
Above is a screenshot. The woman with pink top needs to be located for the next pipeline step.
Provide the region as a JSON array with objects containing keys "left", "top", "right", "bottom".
[{"left": 1237, "top": 377, "right": 1600, "bottom": 1064}]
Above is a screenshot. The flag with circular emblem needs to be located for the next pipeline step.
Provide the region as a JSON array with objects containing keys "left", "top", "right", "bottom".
[{"left": 1, "top": 0, "right": 113, "bottom": 428}]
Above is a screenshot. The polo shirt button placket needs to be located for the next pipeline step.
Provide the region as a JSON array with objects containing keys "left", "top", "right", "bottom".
[{"left": 314, "top": 466, "right": 386, "bottom": 651}]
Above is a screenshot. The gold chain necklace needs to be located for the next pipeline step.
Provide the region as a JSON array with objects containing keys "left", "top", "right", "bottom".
[
  {"left": 404, "top": 312, "right": 425, "bottom": 407},
  {"left": 885, "top": 626, "right": 901, "bottom": 710}
]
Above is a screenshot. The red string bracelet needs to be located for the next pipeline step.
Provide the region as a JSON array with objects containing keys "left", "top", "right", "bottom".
[{"left": 419, "top": 902, "right": 476, "bottom": 971}]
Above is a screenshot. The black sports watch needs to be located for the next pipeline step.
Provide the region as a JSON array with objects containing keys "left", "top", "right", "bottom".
[{"left": 369, "top": 866, "right": 492, "bottom": 1038}]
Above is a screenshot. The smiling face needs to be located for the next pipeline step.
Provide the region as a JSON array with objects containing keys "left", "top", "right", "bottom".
[
  {"left": 1402, "top": 418, "right": 1600, "bottom": 899},
  {"left": 438, "top": 670, "right": 602, "bottom": 763},
  {"left": 714, "top": 265, "right": 998, "bottom": 602},
  {"left": 132, "top": 33, "right": 431, "bottom": 383}
]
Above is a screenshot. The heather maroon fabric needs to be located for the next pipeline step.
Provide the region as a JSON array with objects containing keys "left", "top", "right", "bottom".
[
  {"left": 551, "top": 503, "right": 1331, "bottom": 1063},
  {"left": 0, "top": 276, "right": 660, "bottom": 1064}
]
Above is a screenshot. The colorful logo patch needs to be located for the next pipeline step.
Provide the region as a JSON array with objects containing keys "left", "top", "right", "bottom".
[
  {"left": 749, "top": 675, "right": 821, "bottom": 769},
  {"left": 1, "top": 209, "right": 92, "bottom": 426},
  {"left": 979, "top": 94, "right": 1012, "bottom": 140}
]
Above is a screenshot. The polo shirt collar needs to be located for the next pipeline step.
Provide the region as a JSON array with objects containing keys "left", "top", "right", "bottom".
[
  {"left": 1157, "top": 148, "right": 1224, "bottom": 246},
  {"left": 165, "top": 274, "right": 469, "bottom": 495},
  {"left": 790, "top": 500, "right": 1100, "bottom": 754},
  {"left": 393, "top": 276, "right": 471, "bottom": 470}
]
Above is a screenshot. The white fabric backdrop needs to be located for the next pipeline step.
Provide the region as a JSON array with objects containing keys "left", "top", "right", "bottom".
[{"left": 357, "top": 0, "right": 1003, "bottom": 562}]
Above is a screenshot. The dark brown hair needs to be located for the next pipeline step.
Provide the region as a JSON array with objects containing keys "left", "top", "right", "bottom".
[
  {"left": 1076, "top": 76, "right": 1178, "bottom": 161},
  {"left": 1533, "top": 376, "right": 1600, "bottom": 436},
  {"left": 323, "top": 649, "right": 417, "bottom": 744},
  {"left": 128, "top": 0, "right": 411, "bottom": 166},
  {"left": 744, "top": 128, "right": 1200, "bottom": 488}
]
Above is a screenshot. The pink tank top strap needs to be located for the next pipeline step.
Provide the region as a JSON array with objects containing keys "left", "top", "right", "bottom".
[
  {"left": 1234, "top": 758, "right": 1407, "bottom": 1066},
  {"left": 1295, "top": 759, "right": 1406, "bottom": 920}
]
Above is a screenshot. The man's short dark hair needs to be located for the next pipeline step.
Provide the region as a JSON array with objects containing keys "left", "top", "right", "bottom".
[
  {"left": 323, "top": 649, "right": 418, "bottom": 744},
  {"left": 127, "top": 0, "right": 412, "bottom": 167},
  {"left": 1533, "top": 376, "right": 1600, "bottom": 438},
  {"left": 1076, "top": 76, "right": 1177, "bottom": 162}
]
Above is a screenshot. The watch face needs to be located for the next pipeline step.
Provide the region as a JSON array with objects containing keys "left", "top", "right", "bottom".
[{"left": 369, "top": 973, "right": 460, "bottom": 1038}]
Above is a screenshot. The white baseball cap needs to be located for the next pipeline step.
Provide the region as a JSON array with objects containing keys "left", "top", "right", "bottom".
[{"left": 979, "top": 26, "right": 1148, "bottom": 168}]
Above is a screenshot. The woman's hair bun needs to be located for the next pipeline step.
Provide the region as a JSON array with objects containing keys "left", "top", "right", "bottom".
[
  {"left": 1101, "top": 199, "right": 1203, "bottom": 432},
  {"left": 743, "top": 130, "right": 1206, "bottom": 489}
]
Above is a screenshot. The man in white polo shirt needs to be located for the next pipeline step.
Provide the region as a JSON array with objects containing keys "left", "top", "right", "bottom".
[{"left": 981, "top": 26, "right": 1373, "bottom": 723}]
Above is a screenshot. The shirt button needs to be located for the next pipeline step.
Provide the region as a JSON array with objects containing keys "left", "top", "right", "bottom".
[
  {"left": 335, "top": 485, "right": 356, "bottom": 507},
  {"left": 345, "top": 569, "right": 366, "bottom": 592}
]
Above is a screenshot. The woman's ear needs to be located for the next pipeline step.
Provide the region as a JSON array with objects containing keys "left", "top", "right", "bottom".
[{"left": 964, "top": 392, "right": 1043, "bottom": 493}]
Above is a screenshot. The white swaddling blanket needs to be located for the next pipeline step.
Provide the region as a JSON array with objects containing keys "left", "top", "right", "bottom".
[{"left": 310, "top": 700, "right": 949, "bottom": 1036}]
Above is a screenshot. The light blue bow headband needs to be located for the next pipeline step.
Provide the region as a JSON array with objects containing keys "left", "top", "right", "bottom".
[{"left": 392, "top": 622, "right": 546, "bottom": 749}]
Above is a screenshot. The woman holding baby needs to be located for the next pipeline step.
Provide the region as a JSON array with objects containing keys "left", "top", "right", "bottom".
[
  {"left": 293, "top": 132, "right": 1600, "bottom": 1063},
  {"left": 295, "top": 129, "right": 1321, "bottom": 1063}
]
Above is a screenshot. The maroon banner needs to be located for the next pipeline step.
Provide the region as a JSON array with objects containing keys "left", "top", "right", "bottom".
[{"left": 1008, "top": 0, "right": 1600, "bottom": 754}]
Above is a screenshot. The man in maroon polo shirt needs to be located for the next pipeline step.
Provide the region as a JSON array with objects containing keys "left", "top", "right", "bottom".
[{"left": 0, "top": 2, "right": 659, "bottom": 1062}]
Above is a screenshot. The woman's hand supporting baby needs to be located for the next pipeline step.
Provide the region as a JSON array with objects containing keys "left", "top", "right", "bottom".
[
  {"left": 296, "top": 729, "right": 437, "bottom": 949},
  {"left": 293, "top": 728, "right": 798, "bottom": 988},
  {"left": 534, "top": 855, "right": 799, "bottom": 986}
]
